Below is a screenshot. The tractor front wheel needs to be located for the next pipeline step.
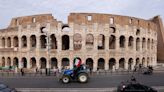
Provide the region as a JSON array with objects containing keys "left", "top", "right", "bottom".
[{"left": 61, "top": 75, "right": 70, "bottom": 84}]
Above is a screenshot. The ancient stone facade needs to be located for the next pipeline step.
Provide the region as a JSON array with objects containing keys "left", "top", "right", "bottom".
[{"left": 0, "top": 13, "right": 158, "bottom": 71}]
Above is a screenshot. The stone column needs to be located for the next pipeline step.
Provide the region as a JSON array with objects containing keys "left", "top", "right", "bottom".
[
  {"left": 133, "top": 37, "right": 136, "bottom": 51},
  {"left": 27, "top": 36, "right": 30, "bottom": 50},
  {"left": 125, "top": 37, "right": 129, "bottom": 51},
  {"left": 58, "top": 58, "right": 62, "bottom": 70},
  {"left": 115, "top": 60, "right": 119, "bottom": 69},
  {"left": 27, "top": 58, "right": 31, "bottom": 69},
  {"left": 81, "top": 34, "right": 86, "bottom": 50},
  {"left": 69, "top": 36, "right": 73, "bottom": 50},
  {"left": 11, "top": 37, "right": 14, "bottom": 48},
  {"left": 5, "top": 37, "right": 7, "bottom": 48},
  {"left": 18, "top": 37, "right": 21, "bottom": 50},
  {"left": 105, "top": 58, "right": 109, "bottom": 70},
  {"left": 36, "top": 58, "right": 40, "bottom": 69},
  {"left": 105, "top": 36, "right": 109, "bottom": 51},
  {"left": 93, "top": 58, "right": 97, "bottom": 71},
  {"left": 94, "top": 35, "right": 98, "bottom": 50},
  {"left": 116, "top": 37, "right": 119, "bottom": 51},
  {"left": 124, "top": 60, "right": 128, "bottom": 70},
  {"left": 11, "top": 58, "right": 14, "bottom": 66},
  {"left": 57, "top": 36, "right": 61, "bottom": 51},
  {"left": 18, "top": 58, "right": 22, "bottom": 68}
]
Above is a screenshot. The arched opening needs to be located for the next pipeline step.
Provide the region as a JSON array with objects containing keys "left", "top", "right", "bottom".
[
  {"left": 2, "top": 57, "right": 5, "bottom": 67},
  {"left": 147, "top": 39, "right": 150, "bottom": 50},
  {"left": 13, "top": 36, "right": 19, "bottom": 47},
  {"left": 120, "top": 36, "right": 125, "bottom": 48},
  {"left": 51, "top": 58, "right": 57, "bottom": 69},
  {"left": 40, "top": 35, "right": 47, "bottom": 49},
  {"left": 13, "top": 57, "right": 19, "bottom": 67},
  {"left": 86, "top": 34, "right": 94, "bottom": 49},
  {"left": 73, "top": 33, "right": 82, "bottom": 50},
  {"left": 62, "top": 58, "right": 69, "bottom": 68},
  {"left": 98, "top": 58, "right": 105, "bottom": 69},
  {"left": 40, "top": 57, "right": 47, "bottom": 69},
  {"left": 136, "top": 29, "right": 140, "bottom": 35},
  {"left": 109, "top": 35, "right": 116, "bottom": 49},
  {"left": 128, "top": 36, "right": 133, "bottom": 49},
  {"left": 22, "top": 57, "right": 27, "bottom": 68},
  {"left": 62, "top": 24, "right": 70, "bottom": 31},
  {"left": 128, "top": 58, "right": 133, "bottom": 70},
  {"left": 86, "top": 58, "right": 93, "bottom": 70},
  {"left": 40, "top": 27, "right": 46, "bottom": 33},
  {"left": 7, "top": 57, "right": 11, "bottom": 67},
  {"left": 62, "top": 35, "right": 69, "bottom": 50},
  {"left": 21, "top": 36, "right": 27, "bottom": 48},
  {"left": 136, "top": 58, "right": 140, "bottom": 66},
  {"left": 50, "top": 34, "right": 57, "bottom": 49},
  {"left": 30, "top": 35, "right": 36, "bottom": 48},
  {"left": 142, "top": 58, "right": 146, "bottom": 67},
  {"left": 119, "top": 58, "right": 125, "bottom": 69},
  {"left": 30, "top": 57, "right": 36, "bottom": 68},
  {"left": 2, "top": 37, "right": 5, "bottom": 48},
  {"left": 109, "top": 27, "right": 116, "bottom": 33},
  {"left": 142, "top": 38, "right": 146, "bottom": 49},
  {"left": 136, "top": 38, "right": 140, "bottom": 51},
  {"left": 98, "top": 34, "right": 105, "bottom": 50},
  {"left": 109, "top": 58, "right": 116, "bottom": 70},
  {"left": 7, "top": 37, "right": 11, "bottom": 47}
]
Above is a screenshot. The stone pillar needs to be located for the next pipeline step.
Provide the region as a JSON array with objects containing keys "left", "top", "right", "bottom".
[
  {"left": 69, "top": 36, "right": 73, "bottom": 50},
  {"left": 69, "top": 56, "right": 73, "bottom": 69},
  {"left": 105, "top": 58, "right": 109, "bottom": 70},
  {"left": 94, "top": 36, "right": 98, "bottom": 50},
  {"left": 81, "top": 34, "right": 86, "bottom": 50},
  {"left": 57, "top": 36, "right": 61, "bottom": 51},
  {"left": 11, "top": 37, "right": 14, "bottom": 48},
  {"left": 36, "top": 36, "right": 40, "bottom": 50},
  {"left": 27, "top": 58, "right": 31, "bottom": 69},
  {"left": 125, "top": 37, "right": 129, "bottom": 51},
  {"left": 133, "top": 37, "right": 136, "bottom": 51},
  {"left": 18, "top": 37, "right": 21, "bottom": 50},
  {"left": 36, "top": 58, "right": 40, "bottom": 69},
  {"left": 124, "top": 60, "right": 128, "bottom": 70},
  {"left": 18, "top": 58, "right": 22, "bottom": 68},
  {"left": 93, "top": 58, "right": 97, "bottom": 71},
  {"left": 11, "top": 58, "right": 14, "bottom": 66},
  {"left": 58, "top": 58, "right": 62, "bottom": 70},
  {"left": 5, "top": 37, "right": 7, "bottom": 48},
  {"left": 105, "top": 36, "right": 109, "bottom": 50},
  {"left": 116, "top": 37, "right": 119, "bottom": 51}
]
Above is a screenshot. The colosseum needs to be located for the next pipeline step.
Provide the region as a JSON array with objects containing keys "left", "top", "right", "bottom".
[{"left": 0, "top": 13, "right": 163, "bottom": 72}]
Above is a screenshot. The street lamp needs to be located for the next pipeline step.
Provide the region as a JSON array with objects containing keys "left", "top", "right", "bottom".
[{"left": 42, "top": 28, "right": 51, "bottom": 75}]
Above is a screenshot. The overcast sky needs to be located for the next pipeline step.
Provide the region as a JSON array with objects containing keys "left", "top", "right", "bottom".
[{"left": 0, "top": 0, "right": 163, "bottom": 29}]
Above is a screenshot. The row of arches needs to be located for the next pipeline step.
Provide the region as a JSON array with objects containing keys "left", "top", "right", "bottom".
[
  {"left": 1, "top": 34, "right": 155, "bottom": 51},
  {"left": 1, "top": 57, "right": 152, "bottom": 70}
]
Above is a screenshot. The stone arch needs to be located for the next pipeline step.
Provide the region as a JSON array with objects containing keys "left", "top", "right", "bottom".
[
  {"left": 136, "top": 38, "right": 140, "bottom": 51},
  {"left": 30, "top": 57, "right": 36, "bottom": 68},
  {"left": 142, "top": 38, "right": 146, "bottom": 49},
  {"left": 109, "top": 27, "right": 116, "bottom": 33},
  {"left": 21, "top": 57, "right": 27, "bottom": 68},
  {"left": 40, "top": 35, "right": 46, "bottom": 49},
  {"left": 86, "top": 34, "right": 94, "bottom": 49},
  {"left": 13, "top": 36, "right": 19, "bottom": 47},
  {"left": 109, "top": 58, "right": 116, "bottom": 70},
  {"left": 98, "top": 34, "right": 105, "bottom": 50},
  {"left": 50, "top": 34, "right": 57, "bottom": 49},
  {"left": 13, "top": 57, "right": 19, "bottom": 67},
  {"left": 119, "top": 36, "right": 125, "bottom": 48},
  {"left": 30, "top": 35, "right": 36, "bottom": 48},
  {"left": 21, "top": 35, "right": 27, "bottom": 48},
  {"left": 109, "top": 35, "right": 116, "bottom": 49},
  {"left": 40, "top": 57, "right": 47, "bottom": 69},
  {"left": 136, "top": 58, "right": 140, "bottom": 66},
  {"left": 147, "top": 39, "right": 150, "bottom": 49},
  {"left": 128, "top": 58, "right": 133, "bottom": 70},
  {"left": 86, "top": 58, "right": 93, "bottom": 70},
  {"left": 119, "top": 58, "right": 125, "bottom": 69},
  {"left": 128, "top": 36, "right": 133, "bottom": 49},
  {"left": 51, "top": 57, "right": 57, "bottom": 69},
  {"left": 7, "top": 57, "right": 11, "bottom": 67},
  {"left": 97, "top": 58, "right": 105, "bottom": 69},
  {"left": 142, "top": 58, "right": 146, "bottom": 67},
  {"left": 62, "top": 35, "right": 70, "bottom": 50},
  {"left": 1, "top": 57, "right": 5, "bottom": 67},
  {"left": 7, "top": 37, "right": 11, "bottom": 47},
  {"left": 62, "top": 24, "right": 70, "bottom": 31},
  {"left": 2, "top": 37, "right": 5, "bottom": 48},
  {"left": 62, "top": 58, "right": 69, "bottom": 68},
  {"left": 73, "top": 33, "right": 82, "bottom": 50}
]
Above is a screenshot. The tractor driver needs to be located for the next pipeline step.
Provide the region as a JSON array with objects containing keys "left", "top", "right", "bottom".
[{"left": 73, "top": 57, "right": 82, "bottom": 77}]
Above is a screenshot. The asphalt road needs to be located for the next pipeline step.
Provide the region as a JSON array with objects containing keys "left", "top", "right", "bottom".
[{"left": 0, "top": 72, "right": 164, "bottom": 88}]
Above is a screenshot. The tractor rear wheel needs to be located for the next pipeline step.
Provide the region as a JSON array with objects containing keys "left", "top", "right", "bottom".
[{"left": 78, "top": 73, "right": 88, "bottom": 83}]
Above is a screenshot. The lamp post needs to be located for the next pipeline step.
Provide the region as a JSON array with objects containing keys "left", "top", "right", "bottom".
[{"left": 42, "top": 28, "right": 51, "bottom": 75}]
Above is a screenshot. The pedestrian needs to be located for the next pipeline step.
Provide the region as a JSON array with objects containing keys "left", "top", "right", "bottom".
[{"left": 21, "top": 68, "right": 24, "bottom": 76}]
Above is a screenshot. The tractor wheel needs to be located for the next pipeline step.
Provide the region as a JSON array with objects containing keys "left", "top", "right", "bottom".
[
  {"left": 61, "top": 75, "right": 70, "bottom": 84},
  {"left": 78, "top": 73, "right": 88, "bottom": 83}
]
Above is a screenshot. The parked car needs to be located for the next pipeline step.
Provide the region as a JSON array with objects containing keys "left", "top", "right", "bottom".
[
  {"left": 0, "top": 83, "right": 17, "bottom": 92},
  {"left": 59, "top": 64, "right": 89, "bottom": 84},
  {"left": 117, "top": 77, "right": 157, "bottom": 92}
]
